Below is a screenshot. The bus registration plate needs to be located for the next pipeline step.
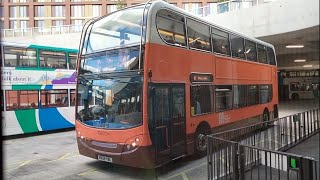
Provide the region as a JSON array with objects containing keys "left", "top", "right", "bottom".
[{"left": 98, "top": 155, "right": 112, "bottom": 163}]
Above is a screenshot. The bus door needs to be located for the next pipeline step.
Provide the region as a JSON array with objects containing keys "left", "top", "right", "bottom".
[{"left": 148, "top": 84, "right": 186, "bottom": 165}]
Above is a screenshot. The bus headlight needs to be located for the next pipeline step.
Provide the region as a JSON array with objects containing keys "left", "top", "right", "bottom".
[{"left": 124, "top": 135, "right": 143, "bottom": 152}]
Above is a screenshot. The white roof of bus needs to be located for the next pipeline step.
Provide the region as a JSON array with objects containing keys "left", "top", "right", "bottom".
[{"left": 149, "top": 0, "right": 275, "bottom": 50}]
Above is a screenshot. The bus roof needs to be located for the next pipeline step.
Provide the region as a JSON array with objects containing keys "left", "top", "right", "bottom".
[
  {"left": 148, "top": 0, "right": 275, "bottom": 50},
  {"left": 1, "top": 41, "right": 78, "bottom": 53}
]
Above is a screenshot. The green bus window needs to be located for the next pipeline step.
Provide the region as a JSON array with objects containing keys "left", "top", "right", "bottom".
[
  {"left": 39, "top": 50, "right": 67, "bottom": 69},
  {"left": 3, "top": 46, "right": 37, "bottom": 68},
  {"left": 6, "top": 90, "right": 39, "bottom": 111},
  {"left": 69, "top": 53, "right": 77, "bottom": 69},
  {"left": 70, "top": 89, "right": 76, "bottom": 106},
  {"left": 41, "top": 89, "right": 69, "bottom": 108}
]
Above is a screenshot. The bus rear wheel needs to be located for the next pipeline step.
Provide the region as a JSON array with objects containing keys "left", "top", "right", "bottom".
[
  {"left": 194, "top": 124, "right": 211, "bottom": 157},
  {"left": 262, "top": 109, "right": 270, "bottom": 127}
]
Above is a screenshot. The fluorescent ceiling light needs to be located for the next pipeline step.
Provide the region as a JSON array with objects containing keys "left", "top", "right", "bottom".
[
  {"left": 286, "top": 45, "right": 304, "bottom": 48},
  {"left": 294, "top": 59, "right": 306, "bottom": 62},
  {"left": 303, "top": 64, "right": 313, "bottom": 68}
]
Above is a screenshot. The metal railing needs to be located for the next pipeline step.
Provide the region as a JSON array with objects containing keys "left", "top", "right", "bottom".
[
  {"left": 1, "top": 24, "right": 83, "bottom": 38},
  {"left": 190, "top": 0, "right": 277, "bottom": 17},
  {"left": 207, "top": 108, "right": 320, "bottom": 180}
]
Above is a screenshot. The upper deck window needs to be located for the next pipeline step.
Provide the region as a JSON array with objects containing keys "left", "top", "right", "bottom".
[
  {"left": 230, "top": 35, "right": 245, "bottom": 59},
  {"left": 156, "top": 9, "right": 186, "bottom": 47},
  {"left": 212, "top": 28, "right": 230, "bottom": 55},
  {"left": 257, "top": 44, "right": 267, "bottom": 64},
  {"left": 69, "top": 53, "right": 77, "bottom": 69},
  {"left": 80, "top": 46, "right": 139, "bottom": 74},
  {"left": 39, "top": 50, "right": 67, "bottom": 69},
  {"left": 83, "top": 6, "right": 144, "bottom": 54},
  {"left": 187, "top": 19, "right": 210, "bottom": 51},
  {"left": 267, "top": 47, "right": 276, "bottom": 65},
  {"left": 244, "top": 40, "right": 257, "bottom": 62},
  {"left": 3, "top": 46, "right": 37, "bottom": 68}
]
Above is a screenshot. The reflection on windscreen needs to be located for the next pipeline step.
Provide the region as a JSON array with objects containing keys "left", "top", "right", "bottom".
[
  {"left": 80, "top": 47, "right": 139, "bottom": 74},
  {"left": 83, "top": 6, "right": 144, "bottom": 54},
  {"left": 77, "top": 76, "right": 142, "bottom": 129}
]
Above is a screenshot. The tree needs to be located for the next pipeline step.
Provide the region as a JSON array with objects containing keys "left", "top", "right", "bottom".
[{"left": 116, "top": 0, "right": 126, "bottom": 10}]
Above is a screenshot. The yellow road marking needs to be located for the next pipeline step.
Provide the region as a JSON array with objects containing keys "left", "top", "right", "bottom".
[
  {"left": 181, "top": 173, "right": 189, "bottom": 180},
  {"left": 5, "top": 152, "right": 80, "bottom": 172},
  {"left": 166, "top": 162, "right": 206, "bottom": 179},
  {"left": 58, "top": 153, "right": 71, "bottom": 160},
  {"left": 19, "top": 160, "right": 31, "bottom": 167},
  {"left": 78, "top": 168, "right": 97, "bottom": 176}
]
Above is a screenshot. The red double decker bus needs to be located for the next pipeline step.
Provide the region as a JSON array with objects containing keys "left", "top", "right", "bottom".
[{"left": 75, "top": 0, "right": 278, "bottom": 169}]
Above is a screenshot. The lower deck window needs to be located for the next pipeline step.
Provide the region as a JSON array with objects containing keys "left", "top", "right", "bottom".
[
  {"left": 215, "top": 85, "right": 233, "bottom": 112},
  {"left": 260, "top": 85, "right": 272, "bottom": 104},
  {"left": 248, "top": 85, "right": 259, "bottom": 105},
  {"left": 41, "top": 90, "right": 69, "bottom": 108},
  {"left": 5, "top": 90, "right": 39, "bottom": 111},
  {"left": 234, "top": 85, "right": 247, "bottom": 108},
  {"left": 190, "top": 85, "right": 213, "bottom": 116}
]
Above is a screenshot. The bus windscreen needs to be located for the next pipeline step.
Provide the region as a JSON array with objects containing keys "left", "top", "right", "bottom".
[
  {"left": 77, "top": 76, "right": 142, "bottom": 129},
  {"left": 83, "top": 6, "right": 144, "bottom": 54}
]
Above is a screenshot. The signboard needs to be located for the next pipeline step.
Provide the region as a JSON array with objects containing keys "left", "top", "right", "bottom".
[
  {"left": 1, "top": 68, "right": 76, "bottom": 86},
  {"left": 288, "top": 156, "right": 300, "bottom": 169},
  {"left": 190, "top": 73, "right": 213, "bottom": 83}
]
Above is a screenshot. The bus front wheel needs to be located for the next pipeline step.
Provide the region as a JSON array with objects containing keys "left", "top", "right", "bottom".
[{"left": 194, "top": 123, "right": 211, "bottom": 156}]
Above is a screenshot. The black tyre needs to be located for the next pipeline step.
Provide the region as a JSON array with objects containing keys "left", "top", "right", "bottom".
[
  {"left": 263, "top": 110, "right": 269, "bottom": 122},
  {"left": 194, "top": 125, "right": 211, "bottom": 157},
  {"left": 262, "top": 109, "right": 270, "bottom": 127}
]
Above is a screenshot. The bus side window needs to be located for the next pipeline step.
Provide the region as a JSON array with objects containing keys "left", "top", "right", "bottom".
[
  {"left": 187, "top": 18, "right": 211, "bottom": 52},
  {"left": 230, "top": 35, "right": 245, "bottom": 59},
  {"left": 248, "top": 85, "right": 259, "bottom": 106},
  {"left": 215, "top": 85, "right": 232, "bottom": 112},
  {"left": 212, "top": 28, "right": 230, "bottom": 56},
  {"left": 244, "top": 40, "right": 257, "bottom": 62},
  {"left": 3, "top": 46, "right": 37, "bottom": 68},
  {"left": 267, "top": 47, "right": 276, "bottom": 65},
  {"left": 1, "top": 90, "right": 4, "bottom": 111},
  {"left": 5, "top": 90, "right": 39, "bottom": 111},
  {"left": 191, "top": 85, "right": 213, "bottom": 116},
  {"left": 39, "top": 50, "right": 67, "bottom": 69},
  {"left": 257, "top": 44, "right": 268, "bottom": 64},
  {"left": 156, "top": 9, "right": 186, "bottom": 47},
  {"left": 41, "top": 89, "right": 69, "bottom": 108}
]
